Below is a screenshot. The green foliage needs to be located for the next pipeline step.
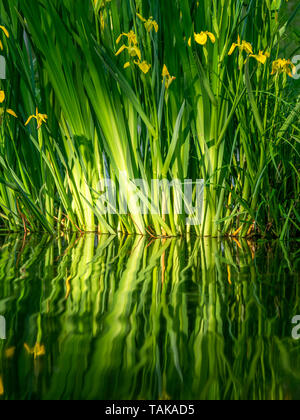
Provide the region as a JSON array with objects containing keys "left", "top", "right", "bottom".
[{"left": 0, "top": 0, "right": 299, "bottom": 238}]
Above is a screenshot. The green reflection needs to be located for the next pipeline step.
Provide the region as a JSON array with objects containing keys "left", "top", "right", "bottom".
[{"left": 0, "top": 235, "right": 299, "bottom": 400}]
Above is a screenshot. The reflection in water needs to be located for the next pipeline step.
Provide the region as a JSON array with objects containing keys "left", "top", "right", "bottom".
[{"left": 0, "top": 235, "right": 299, "bottom": 400}]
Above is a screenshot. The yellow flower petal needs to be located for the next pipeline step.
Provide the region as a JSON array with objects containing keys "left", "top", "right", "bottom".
[
  {"left": 242, "top": 41, "right": 253, "bottom": 55},
  {"left": 162, "top": 64, "right": 170, "bottom": 78},
  {"left": 136, "top": 13, "right": 146, "bottom": 23},
  {"left": 7, "top": 109, "right": 18, "bottom": 118},
  {"left": 0, "top": 26, "right": 9, "bottom": 38},
  {"left": 0, "top": 90, "right": 5, "bottom": 103},
  {"left": 135, "top": 60, "right": 151, "bottom": 74},
  {"left": 207, "top": 32, "right": 216, "bottom": 44},
  {"left": 0, "top": 376, "right": 3, "bottom": 396},
  {"left": 128, "top": 46, "right": 141, "bottom": 60},
  {"left": 250, "top": 51, "right": 269, "bottom": 65},
  {"left": 195, "top": 32, "right": 208, "bottom": 45},
  {"left": 24, "top": 343, "right": 46, "bottom": 359},
  {"left": 24, "top": 343, "right": 32, "bottom": 354},
  {"left": 193, "top": 31, "right": 216, "bottom": 46},
  {"left": 127, "top": 30, "right": 138, "bottom": 45},
  {"left": 115, "top": 44, "right": 127, "bottom": 56},
  {"left": 116, "top": 34, "right": 124, "bottom": 45},
  {"left": 228, "top": 43, "right": 237, "bottom": 55},
  {"left": 25, "top": 115, "right": 35, "bottom": 126},
  {"left": 5, "top": 347, "right": 16, "bottom": 358}
]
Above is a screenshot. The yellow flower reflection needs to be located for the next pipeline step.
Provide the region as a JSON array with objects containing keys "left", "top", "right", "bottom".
[
  {"left": 0, "top": 375, "right": 3, "bottom": 396},
  {"left": 24, "top": 342, "right": 46, "bottom": 360},
  {"left": 5, "top": 347, "right": 16, "bottom": 358}
]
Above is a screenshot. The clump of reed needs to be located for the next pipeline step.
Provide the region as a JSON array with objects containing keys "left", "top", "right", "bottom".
[{"left": 0, "top": 0, "right": 299, "bottom": 238}]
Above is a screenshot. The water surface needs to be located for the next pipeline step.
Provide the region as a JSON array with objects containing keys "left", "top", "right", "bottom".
[{"left": 0, "top": 235, "right": 299, "bottom": 400}]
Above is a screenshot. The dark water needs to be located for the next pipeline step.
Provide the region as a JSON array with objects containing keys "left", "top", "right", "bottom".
[{"left": 0, "top": 234, "right": 299, "bottom": 400}]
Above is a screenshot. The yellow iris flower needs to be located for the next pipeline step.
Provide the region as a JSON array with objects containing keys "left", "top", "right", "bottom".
[
  {"left": 271, "top": 58, "right": 296, "bottom": 77},
  {"left": 250, "top": 51, "right": 270, "bottom": 65},
  {"left": 116, "top": 30, "right": 138, "bottom": 46},
  {"left": 162, "top": 65, "right": 176, "bottom": 89},
  {"left": 124, "top": 60, "right": 151, "bottom": 74},
  {"left": 25, "top": 108, "right": 48, "bottom": 129},
  {"left": 115, "top": 31, "right": 142, "bottom": 61},
  {"left": 189, "top": 31, "right": 216, "bottom": 47},
  {"left": 228, "top": 35, "right": 253, "bottom": 55},
  {"left": 116, "top": 44, "right": 141, "bottom": 60},
  {"left": 0, "top": 90, "right": 18, "bottom": 118},
  {"left": 116, "top": 44, "right": 141, "bottom": 61},
  {"left": 136, "top": 13, "right": 159, "bottom": 33}
]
